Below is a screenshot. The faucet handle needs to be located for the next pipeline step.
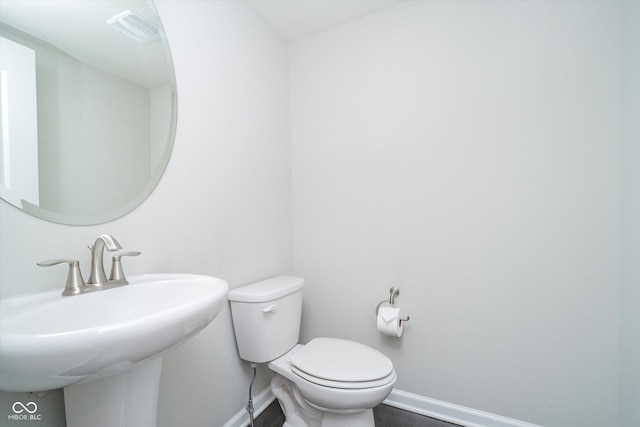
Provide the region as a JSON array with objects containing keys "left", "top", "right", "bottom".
[
  {"left": 109, "top": 251, "right": 141, "bottom": 285},
  {"left": 37, "top": 259, "right": 86, "bottom": 296}
]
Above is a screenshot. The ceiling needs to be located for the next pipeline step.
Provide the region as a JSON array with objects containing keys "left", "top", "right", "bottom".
[{"left": 245, "top": 0, "right": 403, "bottom": 42}]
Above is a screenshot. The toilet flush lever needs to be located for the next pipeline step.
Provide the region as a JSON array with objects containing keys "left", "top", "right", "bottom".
[{"left": 262, "top": 304, "right": 278, "bottom": 314}]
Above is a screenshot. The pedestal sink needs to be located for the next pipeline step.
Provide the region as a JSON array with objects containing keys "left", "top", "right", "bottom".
[{"left": 0, "top": 274, "right": 228, "bottom": 427}]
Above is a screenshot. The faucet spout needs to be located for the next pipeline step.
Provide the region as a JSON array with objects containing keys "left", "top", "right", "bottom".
[{"left": 87, "top": 234, "right": 122, "bottom": 285}]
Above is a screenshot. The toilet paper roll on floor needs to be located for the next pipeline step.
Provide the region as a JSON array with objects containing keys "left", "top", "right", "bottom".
[{"left": 376, "top": 304, "right": 404, "bottom": 337}]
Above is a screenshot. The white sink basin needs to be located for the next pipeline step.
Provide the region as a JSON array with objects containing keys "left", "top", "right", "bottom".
[{"left": 0, "top": 273, "right": 228, "bottom": 392}]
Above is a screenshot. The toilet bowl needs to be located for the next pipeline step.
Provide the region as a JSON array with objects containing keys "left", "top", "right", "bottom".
[
  {"left": 272, "top": 339, "right": 396, "bottom": 409},
  {"left": 227, "top": 276, "right": 396, "bottom": 427}
]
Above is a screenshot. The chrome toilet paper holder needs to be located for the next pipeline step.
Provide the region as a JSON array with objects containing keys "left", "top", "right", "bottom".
[{"left": 375, "top": 287, "right": 410, "bottom": 322}]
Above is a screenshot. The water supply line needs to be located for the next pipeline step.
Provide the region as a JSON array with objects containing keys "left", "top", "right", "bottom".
[{"left": 247, "top": 362, "right": 257, "bottom": 427}]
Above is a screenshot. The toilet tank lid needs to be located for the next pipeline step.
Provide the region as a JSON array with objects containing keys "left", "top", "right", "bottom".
[{"left": 227, "top": 276, "right": 304, "bottom": 303}]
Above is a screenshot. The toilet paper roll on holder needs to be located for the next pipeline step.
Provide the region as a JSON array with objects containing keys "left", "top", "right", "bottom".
[{"left": 375, "top": 287, "right": 410, "bottom": 322}]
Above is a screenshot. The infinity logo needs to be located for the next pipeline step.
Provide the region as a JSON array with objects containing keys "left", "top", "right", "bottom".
[{"left": 12, "top": 401, "right": 38, "bottom": 414}]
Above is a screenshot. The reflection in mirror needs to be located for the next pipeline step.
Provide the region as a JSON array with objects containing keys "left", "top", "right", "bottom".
[{"left": 0, "top": 0, "right": 176, "bottom": 225}]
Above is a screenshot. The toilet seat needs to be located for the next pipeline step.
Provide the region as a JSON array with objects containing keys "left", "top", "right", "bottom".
[{"left": 290, "top": 338, "right": 395, "bottom": 389}]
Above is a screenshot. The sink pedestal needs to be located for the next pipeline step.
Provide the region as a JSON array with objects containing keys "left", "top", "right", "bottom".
[{"left": 64, "top": 358, "right": 163, "bottom": 427}]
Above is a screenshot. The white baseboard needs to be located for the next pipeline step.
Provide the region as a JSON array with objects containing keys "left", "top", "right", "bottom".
[
  {"left": 222, "top": 387, "right": 542, "bottom": 427},
  {"left": 221, "top": 387, "right": 277, "bottom": 427},
  {"left": 383, "top": 389, "right": 542, "bottom": 427}
]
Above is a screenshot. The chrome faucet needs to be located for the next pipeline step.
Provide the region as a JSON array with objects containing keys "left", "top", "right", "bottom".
[{"left": 87, "top": 234, "right": 122, "bottom": 286}]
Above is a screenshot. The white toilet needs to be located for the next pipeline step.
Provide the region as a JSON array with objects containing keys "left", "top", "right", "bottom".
[{"left": 227, "top": 276, "right": 396, "bottom": 427}]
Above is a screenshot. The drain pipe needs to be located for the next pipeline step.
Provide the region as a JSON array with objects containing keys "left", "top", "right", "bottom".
[{"left": 247, "top": 363, "right": 258, "bottom": 427}]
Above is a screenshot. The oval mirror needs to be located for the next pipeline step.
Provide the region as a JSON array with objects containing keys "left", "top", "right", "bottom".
[{"left": 0, "top": 0, "right": 176, "bottom": 225}]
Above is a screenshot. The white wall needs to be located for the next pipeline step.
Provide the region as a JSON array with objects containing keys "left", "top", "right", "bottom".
[
  {"left": 0, "top": 1, "right": 291, "bottom": 426},
  {"left": 290, "top": 1, "right": 622, "bottom": 426},
  {"left": 620, "top": 2, "right": 640, "bottom": 426}
]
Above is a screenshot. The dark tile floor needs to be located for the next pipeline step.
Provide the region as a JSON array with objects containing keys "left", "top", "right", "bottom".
[
  {"left": 251, "top": 400, "right": 285, "bottom": 427},
  {"left": 253, "top": 400, "right": 462, "bottom": 427},
  {"left": 374, "top": 404, "right": 461, "bottom": 427}
]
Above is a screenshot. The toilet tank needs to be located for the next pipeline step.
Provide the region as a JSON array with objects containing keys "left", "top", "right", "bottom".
[{"left": 228, "top": 276, "right": 304, "bottom": 363}]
